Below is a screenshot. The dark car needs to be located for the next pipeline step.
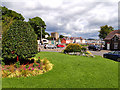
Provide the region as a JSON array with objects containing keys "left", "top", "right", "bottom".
[
  {"left": 103, "top": 51, "right": 120, "bottom": 62},
  {"left": 88, "top": 45, "right": 101, "bottom": 51}
]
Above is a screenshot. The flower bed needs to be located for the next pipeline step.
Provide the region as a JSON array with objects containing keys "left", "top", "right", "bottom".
[
  {"left": 2, "top": 58, "right": 53, "bottom": 78},
  {"left": 63, "top": 43, "right": 94, "bottom": 57}
]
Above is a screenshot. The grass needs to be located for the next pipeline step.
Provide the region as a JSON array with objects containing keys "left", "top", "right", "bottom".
[{"left": 2, "top": 52, "right": 118, "bottom": 88}]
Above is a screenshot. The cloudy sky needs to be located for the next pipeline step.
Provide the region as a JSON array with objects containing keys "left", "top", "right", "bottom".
[{"left": 2, "top": 0, "right": 119, "bottom": 39}]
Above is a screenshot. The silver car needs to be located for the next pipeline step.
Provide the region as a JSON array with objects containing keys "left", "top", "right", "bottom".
[{"left": 44, "top": 44, "right": 57, "bottom": 49}]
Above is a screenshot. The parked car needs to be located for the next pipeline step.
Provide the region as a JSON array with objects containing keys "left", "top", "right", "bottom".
[
  {"left": 103, "top": 51, "right": 120, "bottom": 62},
  {"left": 57, "top": 44, "right": 65, "bottom": 48},
  {"left": 88, "top": 45, "right": 101, "bottom": 51},
  {"left": 44, "top": 44, "right": 57, "bottom": 49}
]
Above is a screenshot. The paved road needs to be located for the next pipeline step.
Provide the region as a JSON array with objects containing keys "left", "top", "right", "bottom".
[
  {"left": 88, "top": 50, "right": 111, "bottom": 57},
  {"left": 39, "top": 46, "right": 111, "bottom": 57}
]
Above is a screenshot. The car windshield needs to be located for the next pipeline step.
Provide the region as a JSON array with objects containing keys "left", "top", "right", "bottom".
[
  {"left": 108, "top": 51, "right": 115, "bottom": 54},
  {"left": 114, "top": 51, "right": 120, "bottom": 55}
]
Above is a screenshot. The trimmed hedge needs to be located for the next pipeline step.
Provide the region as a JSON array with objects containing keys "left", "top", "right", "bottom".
[{"left": 2, "top": 20, "right": 38, "bottom": 60}]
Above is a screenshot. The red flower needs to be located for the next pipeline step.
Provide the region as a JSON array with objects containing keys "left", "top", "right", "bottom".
[{"left": 11, "top": 51, "right": 15, "bottom": 54}]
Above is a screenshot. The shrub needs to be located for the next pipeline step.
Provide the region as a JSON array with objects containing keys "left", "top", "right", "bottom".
[
  {"left": 2, "top": 61, "right": 5, "bottom": 66},
  {"left": 36, "top": 57, "right": 41, "bottom": 63},
  {"left": 64, "top": 43, "right": 82, "bottom": 53},
  {"left": 81, "top": 47, "right": 87, "bottom": 52},
  {"left": 33, "top": 63, "right": 38, "bottom": 67},
  {"left": 2, "top": 20, "right": 38, "bottom": 60},
  {"left": 15, "top": 61, "right": 20, "bottom": 68},
  {"left": 25, "top": 65, "right": 29, "bottom": 69}
]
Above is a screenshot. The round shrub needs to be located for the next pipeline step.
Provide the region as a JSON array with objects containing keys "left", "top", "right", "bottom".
[
  {"left": 64, "top": 43, "right": 82, "bottom": 53},
  {"left": 2, "top": 20, "right": 38, "bottom": 60}
]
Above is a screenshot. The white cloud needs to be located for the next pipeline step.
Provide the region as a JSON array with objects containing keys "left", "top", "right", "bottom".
[{"left": 2, "top": 0, "right": 118, "bottom": 39}]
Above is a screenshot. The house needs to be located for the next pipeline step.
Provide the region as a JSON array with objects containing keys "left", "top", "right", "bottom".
[
  {"left": 70, "top": 37, "right": 85, "bottom": 44},
  {"left": 104, "top": 30, "right": 120, "bottom": 50},
  {"left": 61, "top": 37, "right": 72, "bottom": 44},
  {"left": 51, "top": 32, "right": 59, "bottom": 40},
  {"left": 61, "top": 37, "right": 85, "bottom": 44}
]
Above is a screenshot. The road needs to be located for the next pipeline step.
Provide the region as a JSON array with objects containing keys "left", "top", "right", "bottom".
[
  {"left": 40, "top": 46, "right": 110, "bottom": 56},
  {"left": 89, "top": 50, "right": 111, "bottom": 57}
]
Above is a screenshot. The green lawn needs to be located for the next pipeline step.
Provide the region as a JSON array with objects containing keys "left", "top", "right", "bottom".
[{"left": 2, "top": 52, "right": 118, "bottom": 88}]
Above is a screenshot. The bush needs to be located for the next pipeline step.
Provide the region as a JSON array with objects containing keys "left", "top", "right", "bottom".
[
  {"left": 81, "top": 47, "right": 87, "bottom": 52},
  {"left": 2, "top": 20, "right": 38, "bottom": 60},
  {"left": 64, "top": 43, "right": 82, "bottom": 53},
  {"left": 25, "top": 65, "right": 29, "bottom": 69},
  {"left": 15, "top": 61, "right": 20, "bottom": 68}
]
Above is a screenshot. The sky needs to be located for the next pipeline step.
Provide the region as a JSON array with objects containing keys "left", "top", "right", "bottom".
[{"left": 1, "top": 0, "right": 119, "bottom": 39}]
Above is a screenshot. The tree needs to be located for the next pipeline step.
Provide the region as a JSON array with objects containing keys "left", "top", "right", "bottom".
[
  {"left": 98, "top": 25, "right": 114, "bottom": 40},
  {"left": 1, "top": 6, "right": 25, "bottom": 34},
  {"left": 2, "top": 20, "right": 38, "bottom": 60},
  {"left": 28, "top": 17, "right": 47, "bottom": 39},
  {"left": 1, "top": 6, "right": 24, "bottom": 21},
  {"left": 59, "top": 35, "right": 64, "bottom": 38}
]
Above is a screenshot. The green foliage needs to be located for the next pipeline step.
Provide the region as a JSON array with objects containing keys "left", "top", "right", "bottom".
[
  {"left": 25, "top": 65, "right": 29, "bottom": 69},
  {"left": 2, "top": 61, "right": 5, "bottom": 66},
  {"left": 36, "top": 59, "right": 41, "bottom": 63},
  {"left": 59, "top": 35, "right": 64, "bottom": 38},
  {"left": 28, "top": 17, "right": 47, "bottom": 39},
  {"left": 33, "top": 63, "right": 38, "bottom": 67},
  {"left": 2, "top": 16, "right": 14, "bottom": 34},
  {"left": 81, "top": 47, "right": 87, "bottom": 51},
  {"left": 15, "top": 61, "right": 20, "bottom": 68},
  {"left": 47, "top": 36, "right": 55, "bottom": 40},
  {"left": 98, "top": 25, "right": 114, "bottom": 40},
  {"left": 2, "top": 20, "right": 38, "bottom": 60},
  {"left": 1, "top": 6, "right": 24, "bottom": 21},
  {"left": 64, "top": 43, "right": 82, "bottom": 52}
]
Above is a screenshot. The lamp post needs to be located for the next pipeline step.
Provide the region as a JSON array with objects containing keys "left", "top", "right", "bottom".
[{"left": 40, "top": 25, "right": 46, "bottom": 45}]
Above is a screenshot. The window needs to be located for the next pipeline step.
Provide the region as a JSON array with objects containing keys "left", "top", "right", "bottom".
[
  {"left": 114, "top": 36, "right": 119, "bottom": 41},
  {"left": 114, "top": 43, "right": 118, "bottom": 49}
]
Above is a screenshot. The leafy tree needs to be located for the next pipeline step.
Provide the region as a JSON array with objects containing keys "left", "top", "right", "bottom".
[
  {"left": 2, "top": 20, "right": 38, "bottom": 60},
  {"left": 1, "top": 6, "right": 24, "bottom": 21},
  {"left": 98, "top": 25, "right": 114, "bottom": 40},
  {"left": 59, "top": 35, "right": 64, "bottom": 38},
  {"left": 1, "top": 6, "right": 24, "bottom": 34},
  {"left": 28, "top": 17, "right": 47, "bottom": 39},
  {"left": 2, "top": 16, "right": 14, "bottom": 34},
  {"left": 47, "top": 36, "right": 56, "bottom": 40}
]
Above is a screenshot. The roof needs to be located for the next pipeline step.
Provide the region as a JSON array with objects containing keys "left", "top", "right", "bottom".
[
  {"left": 104, "top": 30, "right": 120, "bottom": 40},
  {"left": 51, "top": 32, "right": 58, "bottom": 34}
]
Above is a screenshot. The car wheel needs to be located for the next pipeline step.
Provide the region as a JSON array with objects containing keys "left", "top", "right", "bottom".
[
  {"left": 104, "top": 55, "right": 106, "bottom": 58},
  {"left": 117, "top": 58, "right": 120, "bottom": 62}
]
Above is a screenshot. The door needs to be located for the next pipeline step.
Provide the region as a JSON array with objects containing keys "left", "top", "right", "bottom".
[{"left": 107, "top": 43, "right": 110, "bottom": 50}]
